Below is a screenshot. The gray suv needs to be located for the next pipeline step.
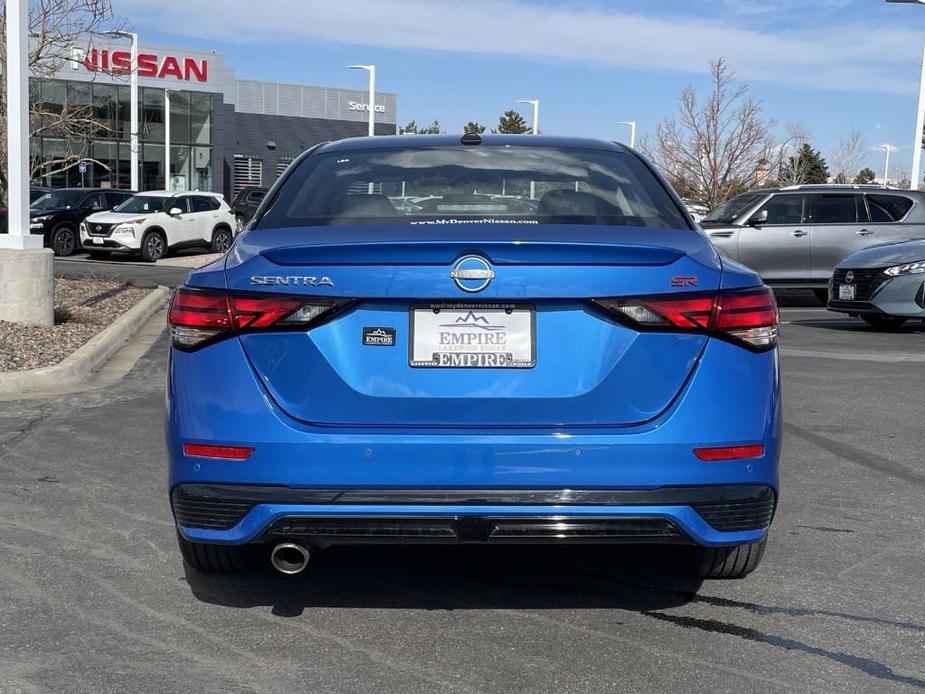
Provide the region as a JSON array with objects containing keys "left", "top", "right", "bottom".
[{"left": 701, "top": 185, "right": 925, "bottom": 300}]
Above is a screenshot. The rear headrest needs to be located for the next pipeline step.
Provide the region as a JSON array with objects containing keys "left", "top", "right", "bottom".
[
  {"left": 537, "top": 190, "right": 622, "bottom": 217},
  {"left": 334, "top": 194, "right": 397, "bottom": 217}
]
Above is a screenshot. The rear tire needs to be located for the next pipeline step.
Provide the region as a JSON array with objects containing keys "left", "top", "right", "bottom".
[
  {"left": 695, "top": 536, "right": 767, "bottom": 579},
  {"left": 211, "top": 226, "right": 233, "bottom": 254},
  {"left": 812, "top": 288, "right": 829, "bottom": 305},
  {"left": 140, "top": 230, "right": 167, "bottom": 262},
  {"left": 51, "top": 225, "right": 77, "bottom": 257},
  {"left": 861, "top": 314, "right": 908, "bottom": 330},
  {"left": 176, "top": 532, "right": 250, "bottom": 573}
]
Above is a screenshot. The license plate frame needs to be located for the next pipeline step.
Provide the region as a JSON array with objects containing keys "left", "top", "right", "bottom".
[
  {"left": 409, "top": 303, "right": 536, "bottom": 369},
  {"left": 838, "top": 284, "right": 856, "bottom": 300}
]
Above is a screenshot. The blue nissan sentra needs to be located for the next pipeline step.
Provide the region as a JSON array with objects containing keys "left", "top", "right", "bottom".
[{"left": 166, "top": 135, "right": 781, "bottom": 579}]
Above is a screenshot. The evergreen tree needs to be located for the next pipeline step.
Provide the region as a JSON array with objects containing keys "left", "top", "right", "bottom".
[
  {"left": 494, "top": 110, "right": 529, "bottom": 134},
  {"left": 419, "top": 120, "right": 443, "bottom": 134},
  {"left": 399, "top": 120, "right": 418, "bottom": 135},
  {"left": 854, "top": 167, "right": 876, "bottom": 185},
  {"left": 464, "top": 121, "right": 486, "bottom": 134},
  {"left": 779, "top": 143, "right": 830, "bottom": 185}
]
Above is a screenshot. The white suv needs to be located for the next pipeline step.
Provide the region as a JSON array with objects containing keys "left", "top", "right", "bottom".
[{"left": 80, "top": 191, "right": 237, "bottom": 262}]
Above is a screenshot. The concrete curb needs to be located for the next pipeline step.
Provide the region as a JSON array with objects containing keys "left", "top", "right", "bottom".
[{"left": 0, "top": 285, "right": 170, "bottom": 395}]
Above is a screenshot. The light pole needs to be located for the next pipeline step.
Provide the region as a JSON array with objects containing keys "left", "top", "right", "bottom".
[
  {"left": 875, "top": 144, "right": 894, "bottom": 184},
  {"left": 885, "top": 0, "right": 925, "bottom": 189},
  {"left": 346, "top": 64, "right": 376, "bottom": 137},
  {"left": 517, "top": 99, "right": 540, "bottom": 134},
  {"left": 108, "top": 30, "right": 139, "bottom": 190},
  {"left": 617, "top": 121, "right": 636, "bottom": 148}
]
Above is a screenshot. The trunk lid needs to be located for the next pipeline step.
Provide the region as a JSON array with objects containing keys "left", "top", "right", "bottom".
[{"left": 217, "top": 224, "right": 722, "bottom": 427}]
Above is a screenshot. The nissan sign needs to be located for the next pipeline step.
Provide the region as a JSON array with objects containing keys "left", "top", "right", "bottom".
[{"left": 73, "top": 48, "right": 208, "bottom": 82}]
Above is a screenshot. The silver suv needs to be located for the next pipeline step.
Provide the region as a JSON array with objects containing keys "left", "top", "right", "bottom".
[{"left": 701, "top": 185, "right": 925, "bottom": 299}]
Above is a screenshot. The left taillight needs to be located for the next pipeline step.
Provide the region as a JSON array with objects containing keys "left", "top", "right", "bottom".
[
  {"left": 168, "top": 287, "right": 346, "bottom": 350},
  {"left": 593, "top": 287, "right": 779, "bottom": 351}
]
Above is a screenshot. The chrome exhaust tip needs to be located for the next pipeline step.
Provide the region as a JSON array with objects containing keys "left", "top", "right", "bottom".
[{"left": 270, "top": 542, "right": 311, "bottom": 575}]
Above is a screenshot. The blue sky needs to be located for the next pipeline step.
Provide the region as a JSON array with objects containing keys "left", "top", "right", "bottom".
[{"left": 114, "top": 0, "right": 925, "bottom": 175}]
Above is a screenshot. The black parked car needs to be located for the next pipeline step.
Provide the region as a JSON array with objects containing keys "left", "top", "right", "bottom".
[
  {"left": 230, "top": 186, "right": 268, "bottom": 229},
  {"left": 29, "top": 188, "right": 135, "bottom": 256},
  {"left": 0, "top": 187, "right": 54, "bottom": 233}
]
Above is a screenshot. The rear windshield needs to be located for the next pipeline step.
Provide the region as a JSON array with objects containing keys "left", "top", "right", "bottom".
[{"left": 257, "top": 145, "right": 690, "bottom": 230}]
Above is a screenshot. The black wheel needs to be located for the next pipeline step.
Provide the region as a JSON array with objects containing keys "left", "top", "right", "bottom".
[
  {"left": 695, "top": 536, "right": 767, "bottom": 579},
  {"left": 51, "top": 225, "right": 77, "bottom": 257},
  {"left": 812, "top": 288, "right": 829, "bottom": 305},
  {"left": 861, "top": 314, "right": 908, "bottom": 330},
  {"left": 176, "top": 532, "right": 250, "bottom": 573},
  {"left": 140, "top": 230, "right": 167, "bottom": 262},
  {"left": 211, "top": 226, "right": 233, "bottom": 254}
]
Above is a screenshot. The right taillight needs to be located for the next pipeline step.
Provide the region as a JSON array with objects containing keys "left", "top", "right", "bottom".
[
  {"left": 593, "top": 287, "right": 779, "bottom": 351},
  {"left": 168, "top": 287, "right": 347, "bottom": 350}
]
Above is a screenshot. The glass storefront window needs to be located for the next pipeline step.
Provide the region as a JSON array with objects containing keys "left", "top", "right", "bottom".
[
  {"left": 117, "top": 85, "right": 130, "bottom": 140},
  {"left": 168, "top": 91, "right": 191, "bottom": 144},
  {"left": 190, "top": 93, "right": 212, "bottom": 145},
  {"left": 38, "top": 80, "right": 66, "bottom": 137},
  {"left": 168, "top": 145, "right": 191, "bottom": 192},
  {"left": 118, "top": 143, "right": 132, "bottom": 190},
  {"left": 91, "top": 141, "right": 119, "bottom": 189},
  {"left": 67, "top": 82, "right": 91, "bottom": 110},
  {"left": 141, "top": 143, "right": 165, "bottom": 191},
  {"left": 31, "top": 81, "right": 215, "bottom": 193},
  {"left": 92, "top": 84, "right": 119, "bottom": 139},
  {"left": 36, "top": 138, "right": 67, "bottom": 189},
  {"left": 192, "top": 146, "right": 213, "bottom": 191},
  {"left": 141, "top": 89, "right": 165, "bottom": 143}
]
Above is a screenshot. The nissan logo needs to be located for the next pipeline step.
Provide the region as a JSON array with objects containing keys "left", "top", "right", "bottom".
[
  {"left": 845, "top": 271, "right": 855, "bottom": 283},
  {"left": 450, "top": 255, "right": 495, "bottom": 293},
  {"left": 95, "top": 225, "right": 101, "bottom": 231}
]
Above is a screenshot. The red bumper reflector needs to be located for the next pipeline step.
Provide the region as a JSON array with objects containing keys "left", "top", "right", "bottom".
[
  {"left": 183, "top": 443, "right": 254, "bottom": 460},
  {"left": 694, "top": 444, "right": 765, "bottom": 461}
]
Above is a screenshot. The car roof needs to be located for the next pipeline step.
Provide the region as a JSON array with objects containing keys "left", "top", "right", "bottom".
[
  {"left": 740, "top": 184, "right": 922, "bottom": 196},
  {"left": 43, "top": 187, "right": 130, "bottom": 193},
  {"left": 316, "top": 134, "right": 629, "bottom": 155},
  {"left": 133, "top": 190, "right": 223, "bottom": 197}
]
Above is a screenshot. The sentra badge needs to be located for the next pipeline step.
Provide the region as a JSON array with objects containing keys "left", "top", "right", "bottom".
[{"left": 250, "top": 275, "right": 334, "bottom": 287}]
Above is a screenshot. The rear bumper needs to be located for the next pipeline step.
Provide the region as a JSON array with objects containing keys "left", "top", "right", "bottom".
[
  {"left": 167, "top": 336, "right": 781, "bottom": 549},
  {"left": 172, "top": 484, "right": 776, "bottom": 547}
]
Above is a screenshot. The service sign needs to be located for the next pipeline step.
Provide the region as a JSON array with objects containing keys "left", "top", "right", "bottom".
[{"left": 410, "top": 304, "right": 535, "bottom": 368}]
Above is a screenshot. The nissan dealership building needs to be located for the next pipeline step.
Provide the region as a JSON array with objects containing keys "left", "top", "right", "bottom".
[{"left": 34, "top": 42, "right": 398, "bottom": 197}]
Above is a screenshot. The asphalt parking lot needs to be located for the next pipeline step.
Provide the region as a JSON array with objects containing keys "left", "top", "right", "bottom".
[{"left": 0, "top": 264, "right": 923, "bottom": 693}]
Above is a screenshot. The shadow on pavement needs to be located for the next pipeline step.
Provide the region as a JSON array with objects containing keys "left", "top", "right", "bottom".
[
  {"left": 788, "top": 319, "right": 925, "bottom": 333},
  {"left": 184, "top": 544, "right": 704, "bottom": 615},
  {"left": 773, "top": 289, "right": 825, "bottom": 308}
]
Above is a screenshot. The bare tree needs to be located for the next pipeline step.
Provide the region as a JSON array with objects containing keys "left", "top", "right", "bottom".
[
  {"left": 0, "top": 0, "right": 123, "bottom": 195},
  {"left": 642, "top": 59, "right": 798, "bottom": 209},
  {"left": 830, "top": 129, "right": 865, "bottom": 184}
]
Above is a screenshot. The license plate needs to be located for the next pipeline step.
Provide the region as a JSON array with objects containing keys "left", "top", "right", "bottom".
[
  {"left": 838, "top": 284, "right": 855, "bottom": 300},
  {"left": 410, "top": 304, "right": 535, "bottom": 368},
  {"left": 91, "top": 237, "right": 103, "bottom": 245}
]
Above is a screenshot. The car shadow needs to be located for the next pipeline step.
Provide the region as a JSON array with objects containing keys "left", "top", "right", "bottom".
[
  {"left": 788, "top": 319, "right": 925, "bottom": 333},
  {"left": 773, "top": 290, "right": 824, "bottom": 308},
  {"left": 183, "top": 544, "right": 704, "bottom": 615}
]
